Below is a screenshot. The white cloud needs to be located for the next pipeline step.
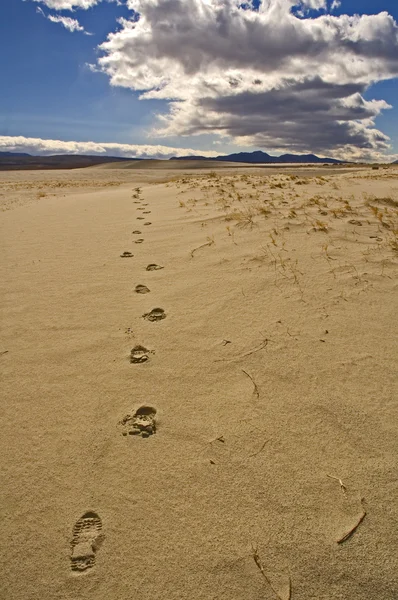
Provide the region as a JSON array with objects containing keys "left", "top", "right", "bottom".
[
  {"left": 36, "top": 6, "right": 92, "bottom": 33},
  {"left": 31, "top": 0, "right": 103, "bottom": 10},
  {"left": 48, "top": 14, "right": 91, "bottom": 33},
  {"left": 294, "top": 0, "right": 327, "bottom": 14},
  {"left": 0, "top": 136, "right": 218, "bottom": 159},
  {"left": 96, "top": 0, "right": 398, "bottom": 160}
]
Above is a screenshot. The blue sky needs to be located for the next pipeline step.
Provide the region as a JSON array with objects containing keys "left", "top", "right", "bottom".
[
  {"left": 1, "top": 0, "right": 398, "bottom": 160},
  {"left": 0, "top": 1, "right": 157, "bottom": 142}
]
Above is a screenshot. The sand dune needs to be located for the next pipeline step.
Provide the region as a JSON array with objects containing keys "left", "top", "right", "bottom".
[
  {"left": 1, "top": 165, "right": 397, "bottom": 599},
  {"left": 94, "top": 158, "right": 365, "bottom": 174},
  {"left": 0, "top": 163, "right": 367, "bottom": 212},
  {"left": 93, "top": 158, "right": 243, "bottom": 170}
]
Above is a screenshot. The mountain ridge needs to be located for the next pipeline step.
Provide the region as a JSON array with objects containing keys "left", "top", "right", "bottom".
[
  {"left": 0, "top": 153, "right": 141, "bottom": 171},
  {"left": 0, "top": 151, "right": 31, "bottom": 157},
  {"left": 171, "top": 150, "right": 344, "bottom": 164}
]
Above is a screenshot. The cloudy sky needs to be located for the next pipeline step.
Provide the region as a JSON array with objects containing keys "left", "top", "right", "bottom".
[{"left": 1, "top": 0, "right": 398, "bottom": 161}]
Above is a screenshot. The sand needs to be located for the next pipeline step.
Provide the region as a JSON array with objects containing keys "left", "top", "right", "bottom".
[{"left": 1, "top": 163, "right": 397, "bottom": 599}]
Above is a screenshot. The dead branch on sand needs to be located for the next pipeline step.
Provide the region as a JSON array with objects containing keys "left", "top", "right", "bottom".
[
  {"left": 249, "top": 439, "right": 270, "bottom": 458},
  {"left": 215, "top": 338, "right": 269, "bottom": 363},
  {"left": 209, "top": 435, "right": 225, "bottom": 444},
  {"left": 242, "top": 369, "right": 260, "bottom": 399},
  {"left": 327, "top": 474, "right": 347, "bottom": 495},
  {"left": 337, "top": 498, "right": 367, "bottom": 544},
  {"left": 190, "top": 237, "right": 215, "bottom": 258},
  {"left": 252, "top": 545, "right": 291, "bottom": 600},
  {"left": 240, "top": 338, "right": 269, "bottom": 359}
]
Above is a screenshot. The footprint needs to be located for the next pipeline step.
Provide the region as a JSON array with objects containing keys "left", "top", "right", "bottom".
[
  {"left": 137, "top": 208, "right": 145, "bottom": 211},
  {"left": 130, "top": 344, "right": 152, "bottom": 363},
  {"left": 137, "top": 217, "right": 145, "bottom": 220},
  {"left": 71, "top": 512, "right": 103, "bottom": 572},
  {"left": 143, "top": 211, "right": 151, "bottom": 214},
  {"left": 119, "top": 406, "right": 157, "bottom": 437},
  {"left": 143, "top": 308, "right": 166, "bottom": 322},
  {"left": 132, "top": 230, "right": 142, "bottom": 234},
  {"left": 144, "top": 222, "right": 152, "bottom": 226},
  {"left": 134, "top": 239, "right": 144, "bottom": 244},
  {"left": 135, "top": 284, "right": 150, "bottom": 294},
  {"left": 146, "top": 264, "right": 164, "bottom": 271},
  {"left": 120, "top": 251, "right": 134, "bottom": 258}
]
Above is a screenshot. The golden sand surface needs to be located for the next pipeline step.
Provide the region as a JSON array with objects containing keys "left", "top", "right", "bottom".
[{"left": 1, "top": 163, "right": 397, "bottom": 599}]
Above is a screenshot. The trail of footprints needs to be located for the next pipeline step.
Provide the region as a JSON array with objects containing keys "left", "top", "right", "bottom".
[{"left": 71, "top": 187, "right": 164, "bottom": 573}]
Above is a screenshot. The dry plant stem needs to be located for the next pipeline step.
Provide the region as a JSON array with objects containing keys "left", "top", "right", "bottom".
[
  {"left": 215, "top": 339, "right": 269, "bottom": 363},
  {"left": 337, "top": 498, "right": 367, "bottom": 544},
  {"left": 327, "top": 474, "right": 347, "bottom": 495},
  {"left": 209, "top": 435, "right": 225, "bottom": 444},
  {"left": 249, "top": 439, "right": 270, "bottom": 458},
  {"left": 242, "top": 370, "right": 260, "bottom": 399},
  {"left": 190, "top": 239, "right": 214, "bottom": 258},
  {"left": 287, "top": 577, "right": 292, "bottom": 600},
  {"left": 240, "top": 338, "right": 269, "bottom": 359},
  {"left": 252, "top": 545, "right": 291, "bottom": 600}
]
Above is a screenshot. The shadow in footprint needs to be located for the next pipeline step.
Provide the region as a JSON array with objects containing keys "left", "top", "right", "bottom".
[
  {"left": 120, "top": 251, "right": 134, "bottom": 258},
  {"left": 137, "top": 217, "right": 145, "bottom": 220},
  {"left": 143, "top": 308, "right": 166, "bottom": 322},
  {"left": 144, "top": 222, "right": 152, "bottom": 226},
  {"left": 132, "top": 230, "right": 142, "bottom": 234},
  {"left": 130, "top": 344, "right": 152, "bottom": 363},
  {"left": 134, "top": 239, "right": 144, "bottom": 244},
  {"left": 143, "top": 211, "right": 151, "bottom": 214},
  {"left": 119, "top": 406, "right": 157, "bottom": 438},
  {"left": 146, "top": 264, "right": 164, "bottom": 271},
  {"left": 71, "top": 512, "right": 104, "bottom": 572},
  {"left": 135, "top": 284, "right": 150, "bottom": 294}
]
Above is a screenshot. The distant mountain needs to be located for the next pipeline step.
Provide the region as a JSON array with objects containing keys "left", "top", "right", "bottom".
[
  {"left": 277, "top": 153, "right": 342, "bottom": 164},
  {"left": 0, "top": 153, "right": 141, "bottom": 171},
  {"left": 172, "top": 150, "right": 344, "bottom": 164},
  {"left": 0, "top": 151, "right": 31, "bottom": 157},
  {"left": 216, "top": 150, "right": 278, "bottom": 163},
  {"left": 393, "top": 160, "right": 398, "bottom": 164},
  {"left": 0, "top": 149, "right": 348, "bottom": 171}
]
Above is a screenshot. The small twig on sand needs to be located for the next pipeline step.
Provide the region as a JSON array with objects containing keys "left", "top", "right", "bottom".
[
  {"left": 190, "top": 238, "right": 214, "bottom": 258},
  {"left": 327, "top": 474, "right": 347, "bottom": 495},
  {"left": 215, "top": 338, "right": 269, "bottom": 363},
  {"left": 240, "top": 339, "right": 269, "bottom": 359},
  {"left": 286, "top": 577, "right": 292, "bottom": 600},
  {"left": 242, "top": 369, "right": 260, "bottom": 399},
  {"left": 249, "top": 439, "right": 271, "bottom": 458},
  {"left": 252, "top": 545, "right": 291, "bottom": 600},
  {"left": 209, "top": 435, "right": 225, "bottom": 444},
  {"left": 337, "top": 498, "right": 367, "bottom": 544}
]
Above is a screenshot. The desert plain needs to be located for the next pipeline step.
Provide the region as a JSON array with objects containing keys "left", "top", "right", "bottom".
[{"left": 0, "top": 161, "right": 397, "bottom": 599}]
